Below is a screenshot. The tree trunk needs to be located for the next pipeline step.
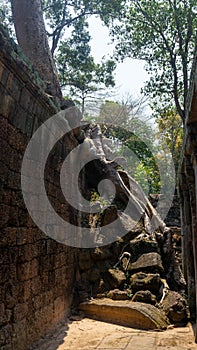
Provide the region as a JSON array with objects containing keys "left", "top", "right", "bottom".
[{"left": 10, "top": 0, "right": 62, "bottom": 106}]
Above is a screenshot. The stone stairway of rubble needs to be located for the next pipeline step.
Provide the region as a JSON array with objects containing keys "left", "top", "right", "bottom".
[{"left": 75, "top": 220, "right": 188, "bottom": 331}]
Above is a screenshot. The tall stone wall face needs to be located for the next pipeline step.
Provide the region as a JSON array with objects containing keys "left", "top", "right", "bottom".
[
  {"left": 180, "top": 46, "right": 197, "bottom": 331},
  {"left": 0, "top": 28, "right": 77, "bottom": 349}
]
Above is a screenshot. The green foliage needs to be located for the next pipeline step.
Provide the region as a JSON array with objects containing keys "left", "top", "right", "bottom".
[
  {"left": 97, "top": 98, "right": 161, "bottom": 193},
  {"left": 115, "top": 126, "right": 160, "bottom": 194},
  {"left": 0, "top": 0, "right": 14, "bottom": 37},
  {"left": 155, "top": 108, "right": 183, "bottom": 173},
  {"left": 4, "top": 0, "right": 196, "bottom": 124},
  {"left": 99, "top": 100, "right": 130, "bottom": 126},
  {"left": 89, "top": 190, "right": 114, "bottom": 216},
  {"left": 0, "top": 0, "right": 117, "bottom": 115},
  {"left": 111, "top": 0, "right": 197, "bottom": 121},
  {"left": 56, "top": 18, "right": 116, "bottom": 114},
  {"left": 42, "top": 0, "right": 124, "bottom": 55},
  {"left": 98, "top": 95, "right": 146, "bottom": 126},
  {"left": 134, "top": 161, "right": 160, "bottom": 195},
  {"left": 90, "top": 191, "right": 100, "bottom": 202}
]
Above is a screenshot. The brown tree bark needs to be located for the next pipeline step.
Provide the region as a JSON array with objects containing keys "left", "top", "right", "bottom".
[{"left": 10, "top": 0, "right": 62, "bottom": 106}]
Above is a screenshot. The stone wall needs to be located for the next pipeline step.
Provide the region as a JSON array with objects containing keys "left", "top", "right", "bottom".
[
  {"left": 179, "top": 43, "right": 197, "bottom": 337},
  {"left": 0, "top": 27, "right": 77, "bottom": 349},
  {"left": 149, "top": 194, "right": 181, "bottom": 227}
]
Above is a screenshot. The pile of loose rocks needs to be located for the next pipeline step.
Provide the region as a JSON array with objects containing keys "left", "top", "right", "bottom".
[{"left": 75, "top": 223, "right": 189, "bottom": 326}]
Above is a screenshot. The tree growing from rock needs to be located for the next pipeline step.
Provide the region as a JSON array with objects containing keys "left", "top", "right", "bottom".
[
  {"left": 10, "top": 0, "right": 64, "bottom": 105},
  {"left": 5, "top": 0, "right": 118, "bottom": 109}
]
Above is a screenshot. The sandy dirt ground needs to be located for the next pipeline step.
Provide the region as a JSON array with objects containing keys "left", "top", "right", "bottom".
[{"left": 33, "top": 317, "right": 197, "bottom": 350}]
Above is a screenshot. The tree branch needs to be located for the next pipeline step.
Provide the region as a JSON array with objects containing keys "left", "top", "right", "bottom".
[
  {"left": 172, "top": 0, "right": 189, "bottom": 114},
  {"left": 135, "top": 0, "right": 184, "bottom": 120}
]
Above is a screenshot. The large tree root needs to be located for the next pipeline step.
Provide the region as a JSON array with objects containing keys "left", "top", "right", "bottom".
[{"left": 78, "top": 123, "right": 186, "bottom": 292}]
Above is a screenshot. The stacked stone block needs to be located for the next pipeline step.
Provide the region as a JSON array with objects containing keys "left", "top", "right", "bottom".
[{"left": 0, "top": 27, "right": 77, "bottom": 350}]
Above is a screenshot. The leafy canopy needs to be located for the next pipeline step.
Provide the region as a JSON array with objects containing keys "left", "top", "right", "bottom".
[
  {"left": 56, "top": 18, "right": 116, "bottom": 114},
  {"left": 97, "top": 97, "right": 160, "bottom": 193},
  {"left": 155, "top": 108, "right": 183, "bottom": 173},
  {"left": 111, "top": 0, "right": 197, "bottom": 122},
  {"left": 42, "top": 0, "right": 125, "bottom": 55}
]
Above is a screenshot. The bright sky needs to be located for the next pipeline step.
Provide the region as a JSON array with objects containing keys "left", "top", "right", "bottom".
[{"left": 88, "top": 16, "right": 149, "bottom": 100}]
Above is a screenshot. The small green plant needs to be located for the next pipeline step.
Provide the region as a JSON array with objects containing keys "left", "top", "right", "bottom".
[
  {"left": 90, "top": 191, "right": 115, "bottom": 213},
  {"left": 125, "top": 271, "right": 130, "bottom": 279},
  {"left": 123, "top": 282, "right": 133, "bottom": 299},
  {"left": 90, "top": 191, "right": 99, "bottom": 202},
  {"left": 127, "top": 290, "right": 133, "bottom": 299}
]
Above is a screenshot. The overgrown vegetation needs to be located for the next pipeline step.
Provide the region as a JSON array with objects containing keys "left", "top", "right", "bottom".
[
  {"left": 111, "top": 0, "right": 197, "bottom": 122},
  {"left": 3, "top": 0, "right": 196, "bottom": 192}
]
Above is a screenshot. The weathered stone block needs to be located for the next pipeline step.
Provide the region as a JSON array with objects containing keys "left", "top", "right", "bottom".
[
  {"left": 101, "top": 205, "right": 118, "bottom": 226},
  {"left": 19, "top": 87, "right": 34, "bottom": 113},
  {"left": 7, "top": 206, "right": 19, "bottom": 227},
  {"left": 107, "top": 289, "right": 129, "bottom": 300},
  {"left": 54, "top": 296, "right": 67, "bottom": 319},
  {"left": 78, "top": 259, "right": 92, "bottom": 271},
  {"left": 106, "top": 269, "right": 126, "bottom": 289},
  {"left": 0, "top": 91, "right": 17, "bottom": 119},
  {"left": 79, "top": 299, "right": 170, "bottom": 330},
  {"left": 9, "top": 149, "right": 22, "bottom": 173},
  {"left": 0, "top": 117, "right": 8, "bottom": 139},
  {"left": 30, "top": 276, "right": 43, "bottom": 296},
  {"left": 16, "top": 228, "right": 35, "bottom": 245},
  {"left": 129, "top": 237, "right": 159, "bottom": 262},
  {"left": 86, "top": 268, "right": 101, "bottom": 283},
  {"left": 33, "top": 290, "right": 54, "bottom": 310},
  {"left": 54, "top": 252, "right": 67, "bottom": 269},
  {"left": 0, "top": 162, "right": 8, "bottom": 182},
  {"left": 34, "top": 303, "right": 54, "bottom": 332},
  {"left": 0, "top": 139, "right": 13, "bottom": 167},
  {"left": 0, "top": 303, "right": 5, "bottom": 324},
  {"left": 16, "top": 259, "right": 39, "bottom": 281},
  {"left": 160, "top": 291, "right": 190, "bottom": 323},
  {"left": 78, "top": 250, "right": 91, "bottom": 271},
  {"left": 130, "top": 272, "right": 161, "bottom": 294},
  {"left": 0, "top": 63, "right": 9, "bottom": 87},
  {"left": 55, "top": 266, "right": 67, "bottom": 286},
  {"left": 0, "top": 227, "right": 17, "bottom": 247},
  {"left": 41, "top": 254, "right": 56, "bottom": 272},
  {"left": 17, "top": 243, "right": 39, "bottom": 263},
  {"left": 132, "top": 290, "right": 157, "bottom": 305},
  {"left": 9, "top": 106, "right": 27, "bottom": 133},
  {"left": 128, "top": 252, "right": 164, "bottom": 274},
  {"left": 7, "top": 125, "right": 27, "bottom": 152},
  {"left": 6, "top": 74, "right": 23, "bottom": 102},
  {"left": 0, "top": 204, "right": 10, "bottom": 228},
  {"left": 7, "top": 171, "right": 21, "bottom": 190},
  {"left": 13, "top": 303, "right": 28, "bottom": 322},
  {"left": 16, "top": 280, "right": 31, "bottom": 303},
  {"left": 0, "top": 324, "right": 12, "bottom": 346},
  {"left": 17, "top": 208, "right": 30, "bottom": 227},
  {"left": 12, "top": 319, "right": 27, "bottom": 350}
]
